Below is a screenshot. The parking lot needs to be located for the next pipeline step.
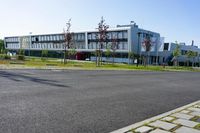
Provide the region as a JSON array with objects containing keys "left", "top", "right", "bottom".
[{"left": 0, "top": 70, "right": 199, "bottom": 133}]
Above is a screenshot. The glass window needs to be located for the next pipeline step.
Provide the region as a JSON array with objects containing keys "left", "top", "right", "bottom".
[
  {"left": 118, "top": 43, "right": 123, "bottom": 50},
  {"left": 88, "top": 34, "right": 92, "bottom": 40},
  {"left": 50, "top": 36, "right": 53, "bottom": 41},
  {"left": 124, "top": 42, "right": 128, "bottom": 50},
  {"left": 123, "top": 31, "right": 128, "bottom": 38},
  {"left": 92, "top": 33, "right": 96, "bottom": 40},
  {"left": 112, "top": 32, "right": 118, "bottom": 38},
  {"left": 56, "top": 35, "right": 59, "bottom": 41},
  {"left": 107, "top": 32, "right": 111, "bottom": 39},
  {"left": 46, "top": 36, "right": 50, "bottom": 41},
  {"left": 118, "top": 32, "right": 123, "bottom": 39}
]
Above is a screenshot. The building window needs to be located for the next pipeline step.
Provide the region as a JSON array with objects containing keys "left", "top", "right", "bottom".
[
  {"left": 124, "top": 42, "right": 128, "bottom": 50},
  {"left": 123, "top": 31, "right": 128, "bottom": 38},
  {"left": 164, "top": 43, "right": 169, "bottom": 51},
  {"left": 112, "top": 32, "right": 118, "bottom": 38},
  {"left": 118, "top": 43, "right": 123, "bottom": 50},
  {"left": 88, "top": 34, "right": 92, "bottom": 40},
  {"left": 118, "top": 32, "right": 123, "bottom": 39}
]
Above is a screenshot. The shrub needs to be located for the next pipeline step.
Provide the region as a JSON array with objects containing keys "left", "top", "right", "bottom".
[
  {"left": 41, "top": 57, "right": 47, "bottom": 62},
  {"left": 17, "top": 55, "right": 25, "bottom": 60},
  {"left": 0, "top": 54, "right": 11, "bottom": 60}
]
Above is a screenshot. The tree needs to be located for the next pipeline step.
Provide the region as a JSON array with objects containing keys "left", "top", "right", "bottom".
[
  {"left": 17, "top": 49, "right": 25, "bottom": 60},
  {"left": 142, "top": 36, "right": 153, "bottom": 66},
  {"left": 186, "top": 50, "right": 193, "bottom": 66},
  {"left": 110, "top": 35, "right": 118, "bottom": 64},
  {"left": 0, "top": 39, "right": 5, "bottom": 54},
  {"left": 63, "top": 19, "right": 73, "bottom": 64},
  {"left": 188, "top": 51, "right": 197, "bottom": 67},
  {"left": 172, "top": 42, "right": 181, "bottom": 66},
  {"left": 41, "top": 49, "right": 48, "bottom": 58},
  {"left": 128, "top": 51, "right": 136, "bottom": 64},
  {"left": 105, "top": 47, "right": 111, "bottom": 63},
  {"left": 96, "top": 17, "right": 109, "bottom": 66},
  {"left": 68, "top": 48, "right": 77, "bottom": 59}
]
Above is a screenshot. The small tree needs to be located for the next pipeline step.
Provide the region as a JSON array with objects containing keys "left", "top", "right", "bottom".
[
  {"left": 17, "top": 49, "right": 25, "bottom": 60},
  {"left": 172, "top": 42, "right": 181, "bottom": 66},
  {"left": 186, "top": 50, "right": 193, "bottom": 66},
  {"left": 142, "top": 36, "right": 153, "bottom": 66},
  {"left": 105, "top": 47, "right": 111, "bottom": 63},
  {"left": 41, "top": 49, "right": 48, "bottom": 61},
  {"left": 96, "top": 17, "right": 109, "bottom": 66},
  {"left": 68, "top": 48, "right": 77, "bottom": 59},
  {"left": 191, "top": 51, "right": 197, "bottom": 67},
  {"left": 128, "top": 51, "right": 136, "bottom": 64},
  {"left": 63, "top": 19, "right": 73, "bottom": 64},
  {"left": 110, "top": 36, "right": 118, "bottom": 64},
  {"left": 0, "top": 39, "right": 5, "bottom": 54}
]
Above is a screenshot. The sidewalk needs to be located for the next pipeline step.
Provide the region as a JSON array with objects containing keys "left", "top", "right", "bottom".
[{"left": 111, "top": 100, "right": 200, "bottom": 133}]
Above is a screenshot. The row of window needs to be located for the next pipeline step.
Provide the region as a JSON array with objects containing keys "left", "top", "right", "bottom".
[
  {"left": 5, "top": 31, "right": 127, "bottom": 43},
  {"left": 5, "top": 37, "right": 19, "bottom": 42},
  {"left": 30, "top": 43, "right": 86, "bottom": 50},
  {"left": 88, "top": 31, "right": 128, "bottom": 40},
  {"left": 31, "top": 33, "right": 85, "bottom": 42},
  {"left": 32, "top": 35, "right": 64, "bottom": 42},
  {"left": 6, "top": 43, "right": 20, "bottom": 49},
  {"left": 88, "top": 42, "right": 128, "bottom": 50}
]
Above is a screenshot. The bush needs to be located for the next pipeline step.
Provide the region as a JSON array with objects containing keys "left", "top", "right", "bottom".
[
  {"left": 41, "top": 57, "right": 47, "bottom": 62},
  {"left": 0, "top": 54, "right": 11, "bottom": 60},
  {"left": 17, "top": 55, "right": 25, "bottom": 60}
]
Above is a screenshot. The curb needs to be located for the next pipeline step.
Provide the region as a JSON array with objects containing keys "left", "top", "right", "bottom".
[{"left": 110, "top": 100, "right": 200, "bottom": 133}]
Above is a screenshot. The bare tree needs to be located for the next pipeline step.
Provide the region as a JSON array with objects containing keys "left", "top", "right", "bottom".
[
  {"left": 63, "top": 19, "right": 73, "bottom": 64},
  {"left": 96, "top": 17, "right": 109, "bottom": 66},
  {"left": 142, "top": 36, "right": 153, "bottom": 66},
  {"left": 110, "top": 36, "right": 118, "bottom": 64}
]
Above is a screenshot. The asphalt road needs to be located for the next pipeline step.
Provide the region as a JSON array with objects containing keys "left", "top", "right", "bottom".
[{"left": 0, "top": 69, "right": 199, "bottom": 133}]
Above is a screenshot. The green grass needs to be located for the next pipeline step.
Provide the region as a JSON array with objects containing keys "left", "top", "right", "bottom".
[
  {"left": 0, "top": 57, "right": 200, "bottom": 72},
  {"left": 194, "top": 124, "right": 200, "bottom": 130}
]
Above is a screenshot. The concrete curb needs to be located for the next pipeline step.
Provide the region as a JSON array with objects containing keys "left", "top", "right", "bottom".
[{"left": 110, "top": 100, "right": 200, "bottom": 133}]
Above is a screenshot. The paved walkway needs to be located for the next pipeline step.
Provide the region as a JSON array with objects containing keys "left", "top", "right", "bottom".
[{"left": 111, "top": 100, "right": 200, "bottom": 133}]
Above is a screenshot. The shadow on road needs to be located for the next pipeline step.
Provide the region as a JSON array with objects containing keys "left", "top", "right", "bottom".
[{"left": 0, "top": 70, "right": 69, "bottom": 88}]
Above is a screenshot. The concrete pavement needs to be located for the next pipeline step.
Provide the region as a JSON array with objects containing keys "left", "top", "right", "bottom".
[{"left": 111, "top": 100, "right": 200, "bottom": 133}]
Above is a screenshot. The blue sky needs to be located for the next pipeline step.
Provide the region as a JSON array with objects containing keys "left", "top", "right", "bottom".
[{"left": 0, "top": 0, "right": 200, "bottom": 46}]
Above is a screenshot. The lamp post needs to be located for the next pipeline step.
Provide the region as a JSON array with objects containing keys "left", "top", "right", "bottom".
[{"left": 137, "top": 32, "right": 141, "bottom": 67}]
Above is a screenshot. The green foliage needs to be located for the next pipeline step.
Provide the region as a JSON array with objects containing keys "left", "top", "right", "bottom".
[
  {"left": 68, "top": 48, "right": 77, "bottom": 57},
  {"left": 0, "top": 54, "right": 11, "bottom": 60},
  {"left": 41, "top": 49, "right": 49, "bottom": 62},
  {"left": 105, "top": 48, "right": 111, "bottom": 58},
  {"left": 186, "top": 50, "right": 195, "bottom": 58},
  {"left": 128, "top": 52, "right": 136, "bottom": 59},
  {"left": 0, "top": 39, "right": 5, "bottom": 54},
  {"left": 17, "top": 49, "right": 25, "bottom": 60},
  {"left": 172, "top": 42, "right": 181, "bottom": 66},
  {"left": 17, "top": 55, "right": 25, "bottom": 60},
  {"left": 173, "top": 42, "right": 181, "bottom": 57},
  {"left": 18, "top": 49, "right": 25, "bottom": 55},
  {"left": 186, "top": 50, "right": 198, "bottom": 67},
  {"left": 41, "top": 49, "right": 48, "bottom": 57}
]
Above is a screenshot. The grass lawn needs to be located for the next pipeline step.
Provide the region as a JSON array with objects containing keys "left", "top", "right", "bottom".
[{"left": 0, "top": 56, "right": 199, "bottom": 72}]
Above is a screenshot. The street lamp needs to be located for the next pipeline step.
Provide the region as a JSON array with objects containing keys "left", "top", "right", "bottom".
[{"left": 137, "top": 32, "right": 142, "bottom": 67}]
